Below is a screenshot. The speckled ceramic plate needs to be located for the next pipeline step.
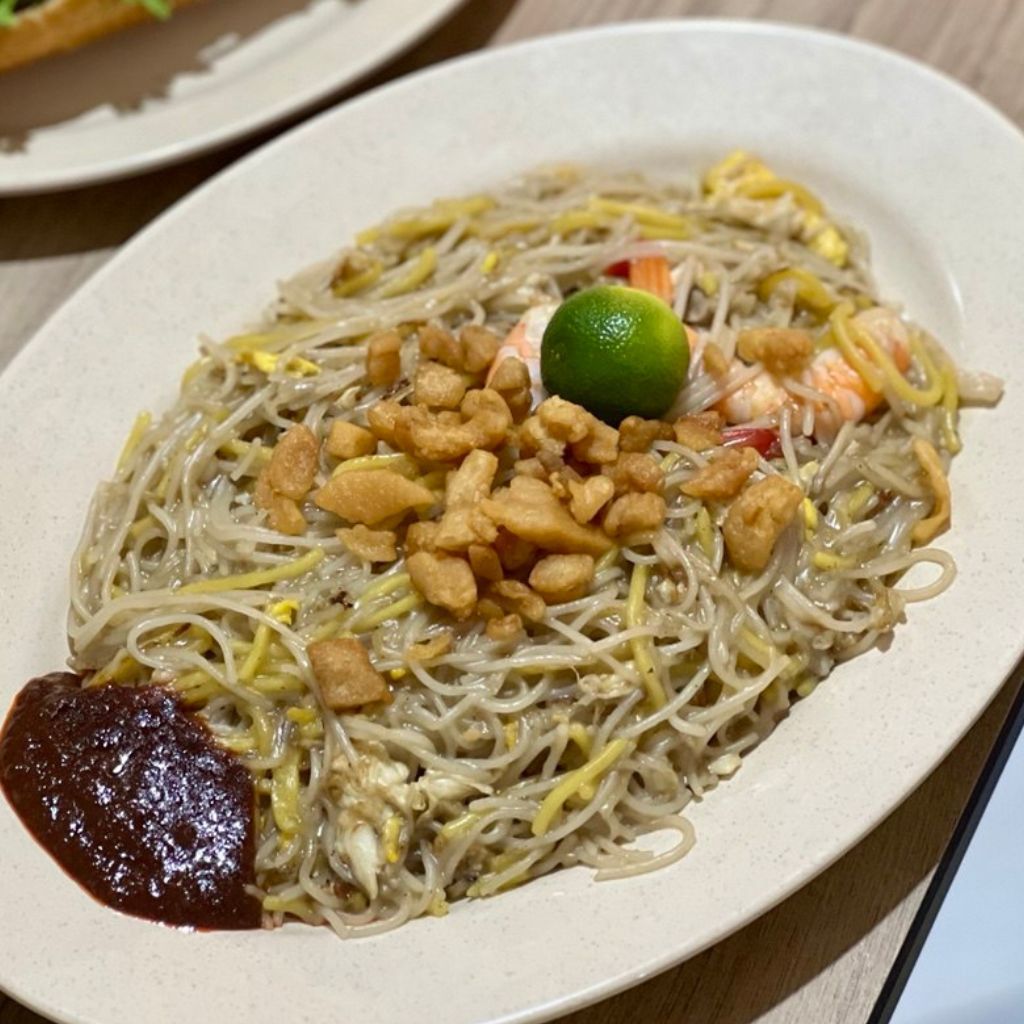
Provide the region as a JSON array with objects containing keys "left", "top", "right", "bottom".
[
  {"left": 2, "top": 20, "right": 1023, "bottom": 1024},
  {"left": 0, "top": 0, "right": 463, "bottom": 195}
]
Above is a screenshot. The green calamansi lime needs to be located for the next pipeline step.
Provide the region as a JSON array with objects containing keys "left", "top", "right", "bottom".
[{"left": 540, "top": 285, "right": 690, "bottom": 424}]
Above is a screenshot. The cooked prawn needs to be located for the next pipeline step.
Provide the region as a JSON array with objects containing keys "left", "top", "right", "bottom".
[
  {"left": 485, "top": 302, "right": 556, "bottom": 404},
  {"left": 717, "top": 371, "right": 788, "bottom": 423},
  {"left": 717, "top": 307, "right": 912, "bottom": 428},
  {"left": 629, "top": 255, "right": 674, "bottom": 303}
]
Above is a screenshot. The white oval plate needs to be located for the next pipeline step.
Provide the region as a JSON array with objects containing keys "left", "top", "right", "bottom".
[
  {"left": 2, "top": 20, "right": 1023, "bottom": 1024},
  {"left": 0, "top": 0, "right": 462, "bottom": 195}
]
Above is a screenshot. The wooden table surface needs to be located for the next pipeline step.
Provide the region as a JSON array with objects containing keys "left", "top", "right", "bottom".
[{"left": 2, "top": 1, "right": 1022, "bottom": 1022}]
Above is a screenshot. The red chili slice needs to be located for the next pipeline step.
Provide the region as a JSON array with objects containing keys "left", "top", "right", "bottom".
[{"left": 720, "top": 427, "right": 782, "bottom": 459}]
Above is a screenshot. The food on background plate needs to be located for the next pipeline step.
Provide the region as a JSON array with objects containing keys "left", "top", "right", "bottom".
[
  {"left": 0, "top": 0, "right": 200, "bottom": 73},
  {"left": 0, "top": 152, "right": 1003, "bottom": 935}
]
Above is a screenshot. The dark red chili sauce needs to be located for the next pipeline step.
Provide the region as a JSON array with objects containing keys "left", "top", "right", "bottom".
[{"left": 0, "top": 672, "right": 260, "bottom": 930}]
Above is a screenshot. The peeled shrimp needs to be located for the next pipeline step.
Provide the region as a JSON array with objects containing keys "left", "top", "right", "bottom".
[
  {"left": 485, "top": 302, "right": 556, "bottom": 405},
  {"left": 716, "top": 370, "right": 788, "bottom": 422},
  {"left": 717, "top": 308, "right": 912, "bottom": 428}
]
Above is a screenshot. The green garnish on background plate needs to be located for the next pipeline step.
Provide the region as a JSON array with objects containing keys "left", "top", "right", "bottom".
[{"left": 0, "top": 0, "right": 172, "bottom": 28}]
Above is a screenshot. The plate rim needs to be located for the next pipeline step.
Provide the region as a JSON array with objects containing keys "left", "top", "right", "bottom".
[
  {"left": 0, "top": 0, "right": 465, "bottom": 196},
  {"left": 2, "top": 17, "right": 1024, "bottom": 1024}
]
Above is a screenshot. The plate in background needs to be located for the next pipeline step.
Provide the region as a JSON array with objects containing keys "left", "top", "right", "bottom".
[
  {"left": 0, "top": 0, "right": 463, "bottom": 194},
  {"left": 1, "top": 19, "right": 1023, "bottom": 1024}
]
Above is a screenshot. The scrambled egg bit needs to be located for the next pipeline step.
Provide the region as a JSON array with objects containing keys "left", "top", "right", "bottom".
[{"left": 703, "top": 150, "right": 849, "bottom": 267}]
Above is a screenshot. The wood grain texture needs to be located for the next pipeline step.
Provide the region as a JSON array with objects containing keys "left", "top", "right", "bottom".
[{"left": 2, "top": 1, "right": 1022, "bottom": 1022}]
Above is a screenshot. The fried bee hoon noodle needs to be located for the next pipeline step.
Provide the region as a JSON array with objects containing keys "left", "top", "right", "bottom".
[{"left": 68, "top": 153, "right": 1002, "bottom": 935}]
